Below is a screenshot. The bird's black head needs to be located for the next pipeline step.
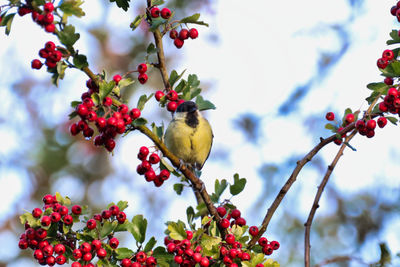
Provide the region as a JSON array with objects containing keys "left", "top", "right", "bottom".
[{"left": 176, "top": 101, "right": 198, "bottom": 113}]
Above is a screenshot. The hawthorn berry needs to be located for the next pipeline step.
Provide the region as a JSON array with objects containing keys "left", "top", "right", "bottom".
[
  {"left": 55, "top": 255, "right": 66, "bottom": 265},
  {"left": 32, "top": 208, "right": 42, "bottom": 218},
  {"left": 63, "top": 214, "right": 73, "bottom": 225},
  {"left": 113, "top": 74, "right": 122, "bottom": 84},
  {"left": 31, "top": 59, "right": 43, "bottom": 69},
  {"left": 72, "top": 249, "right": 82, "bottom": 259},
  {"left": 159, "top": 169, "right": 170, "bottom": 180},
  {"left": 169, "top": 29, "right": 178, "bottom": 39},
  {"left": 45, "top": 24, "right": 56, "bottom": 33},
  {"left": 109, "top": 237, "right": 119, "bottom": 249},
  {"left": 262, "top": 244, "right": 273, "bottom": 255},
  {"left": 71, "top": 205, "right": 82, "bottom": 215},
  {"left": 167, "top": 101, "right": 178, "bottom": 112},
  {"left": 34, "top": 249, "right": 44, "bottom": 260},
  {"left": 109, "top": 205, "right": 120, "bottom": 216},
  {"left": 366, "top": 119, "right": 376, "bottom": 130},
  {"left": 117, "top": 211, "right": 127, "bottom": 223},
  {"left": 18, "top": 239, "right": 28, "bottom": 250},
  {"left": 235, "top": 217, "right": 246, "bottom": 226},
  {"left": 189, "top": 28, "right": 198, "bottom": 39},
  {"left": 97, "top": 248, "right": 107, "bottom": 259},
  {"left": 160, "top": 7, "right": 171, "bottom": 19},
  {"left": 71, "top": 262, "right": 81, "bottom": 267},
  {"left": 382, "top": 49, "right": 394, "bottom": 61},
  {"left": 35, "top": 228, "right": 47, "bottom": 239},
  {"left": 149, "top": 153, "right": 160, "bottom": 164},
  {"left": 366, "top": 129, "right": 375, "bottom": 138},
  {"left": 384, "top": 77, "right": 394, "bottom": 85},
  {"left": 258, "top": 237, "right": 268, "bottom": 246},
  {"left": 82, "top": 252, "right": 92, "bottom": 261},
  {"left": 129, "top": 108, "right": 141, "bottom": 120},
  {"left": 150, "top": 7, "right": 160, "bottom": 18},
  {"left": 325, "top": 112, "right": 335, "bottom": 121},
  {"left": 138, "top": 73, "right": 148, "bottom": 84},
  {"left": 220, "top": 218, "right": 230, "bottom": 228},
  {"left": 103, "top": 96, "right": 113, "bottom": 106},
  {"left": 179, "top": 29, "right": 189, "bottom": 40},
  {"left": 137, "top": 63, "right": 147, "bottom": 74},
  {"left": 87, "top": 218, "right": 97, "bottom": 229},
  {"left": 378, "top": 116, "right": 387, "bottom": 128},
  {"left": 270, "top": 240, "right": 280, "bottom": 250},
  {"left": 41, "top": 215, "right": 51, "bottom": 226},
  {"left": 46, "top": 256, "right": 56, "bottom": 266},
  {"left": 167, "top": 90, "right": 178, "bottom": 101},
  {"left": 377, "top": 58, "right": 388, "bottom": 69},
  {"left": 249, "top": 226, "right": 259, "bottom": 236},
  {"left": 44, "top": 2, "right": 54, "bottom": 13},
  {"left": 174, "top": 38, "right": 184, "bottom": 48},
  {"left": 231, "top": 209, "right": 241, "bottom": 219},
  {"left": 54, "top": 243, "right": 65, "bottom": 255},
  {"left": 155, "top": 90, "right": 165, "bottom": 101}
]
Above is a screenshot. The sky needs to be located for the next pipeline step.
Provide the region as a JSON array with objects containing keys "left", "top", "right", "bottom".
[{"left": 1, "top": 0, "right": 400, "bottom": 266}]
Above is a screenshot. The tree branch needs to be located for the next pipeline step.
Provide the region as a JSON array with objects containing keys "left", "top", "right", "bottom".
[
  {"left": 246, "top": 122, "right": 355, "bottom": 248},
  {"left": 313, "top": 255, "right": 368, "bottom": 267},
  {"left": 304, "top": 129, "right": 358, "bottom": 267}
]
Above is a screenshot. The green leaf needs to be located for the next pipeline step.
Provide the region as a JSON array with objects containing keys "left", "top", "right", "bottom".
[
  {"left": 51, "top": 61, "right": 68, "bottom": 86},
  {"left": 20, "top": 212, "right": 40, "bottom": 228},
  {"left": 70, "top": 101, "right": 81, "bottom": 108},
  {"left": 180, "top": 13, "right": 209, "bottom": 27},
  {"left": 367, "top": 82, "right": 389, "bottom": 93},
  {"left": 173, "top": 183, "right": 184, "bottom": 195},
  {"left": 325, "top": 123, "right": 335, "bottom": 130},
  {"left": 387, "top": 30, "right": 400, "bottom": 45},
  {"left": 366, "top": 91, "right": 381, "bottom": 105},
  {"left": 146, "top": 43, "right": 157, "bottom": 54},
  {"left": 215, "top": 179, "right": 228, "bottom": 198},
  {"left": 151, "top": 0, "right": 165, "bottom": 6},
  {"left": 99, "top": 80, "right": 115, "bottom": 100},
  {"left": 380, "top": 61, "right": 400, "bottom": 77},
  {"left": 115, "top": 220, "right": 132, "bottom": 232},
  {"left": 130, "top": 215, "right": 147, "bottom": 244},
  {"left": 344, "top": 108, "right": 352, "bottom": 115},
  {"left": 59, "top": 0, "right": 85, "bottom": 18},
  {"left": 137, "top": 93, "right": 154, "bottom": 111},
  {"left": 386, "top": 116, "right": 398, "bottom": 125},
  {"left": 160, "top": 157, "right": 176, "bottom": 173},
  {"left": 169, "top": 69, "right": 186, "bottom": 88},
  {"left": 149, "top": 17, "right": 166, "bottom": 31},
  {"left": 118, "top": 77, "right": 134, "bottom": 88},
  {"left": 167, "top": 221, "right": 187, "bottom": 240},
  {"left": 117, "top": 200, "right": 128, "bottom": 211},
  {"left": 130, "top": 14, "right": 144, "bottom": 30},
  {"left": 1, "top": 13, "right": 15, "bottom": 36},
  {"left": 230, "top": 173, "right": 246, "bottom": 196},
  {"left": 132, "top": 117, "right": 148, "bottom": 127},
  {"left": 55, "top": 192, "right": 71, "bottom": 206},
  {"left": 115, "top": 247, "right": 134, "bottom": 260},
  {"left": 109, "top": 0, "right": 131, "bottom": 11},
  {"left": 144, "top": 237, "right": 157, "bottom": 253},
  {"left": 200, "top": 234, "right": 221, "bottom": 257},
  {"left": 174, "top": 80, "right": 187, "bottom": 94},
  {"left": 196, "top": 95, "right": 216, "bottom": 111},
  {"left": 73, "top": 54, "right": 88, "bottom": 69},
  {"left": 58, "top": 24, "right": 80, "bottom": 47}
]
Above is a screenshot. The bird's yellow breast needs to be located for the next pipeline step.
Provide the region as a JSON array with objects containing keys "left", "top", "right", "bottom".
[{"left": 164, "top": 114, "right": 213, "bottom": 170}]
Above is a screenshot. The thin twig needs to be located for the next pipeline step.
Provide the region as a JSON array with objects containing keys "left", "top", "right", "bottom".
[
  {"left": 304, "top": 129, "right": 358, "bottom": 267},
  {"left": 313, "top": 255, "right": 368, "bottom": 267},
  {"left": 246, "top": 122, "right": 355, "bottom": 248}
]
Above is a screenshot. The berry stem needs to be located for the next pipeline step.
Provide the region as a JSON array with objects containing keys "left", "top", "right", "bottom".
[
  {"left": 304, "top": 128, "right": 358, "bottom": 267},
  {"left": 146, "top": 0, "right": 171, "bottom": 90}
]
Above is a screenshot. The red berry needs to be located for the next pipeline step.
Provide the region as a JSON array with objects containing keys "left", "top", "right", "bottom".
[
  {"left": 137, "top": 63, "right": 147, "bottom": 74},
  {"left": 97, "top": 248, "right": 107, "bottom": 259},
  {"left": 129, "top": 108, "right": 141, "bottom": 120},
  {"left": 32, "top": 208, "right": 43, "bottom": 218},
  {"left": 43, "top": 194, "right": 54, "bottom": 204},
  {"left": 167, "top": 101, "right": 178, "bottom": 112},
  {"left": 174, "top": 38, "right": 184, "bottom": 48},
  {"left": 366, "top": 119, "right": 376, "bottom": 130},
  {"left": 18, "top": 239, "right": 28, "bottom": 250},
  {"left": 105, "top": 138, "right": 116, "bottom": 152},
  {"left": 71, "top": 205, "right": 82, "bottom": 215},
  {"left": 87, "top": 218, "right": 97, "bottom": 229},
  {"left": 46, "top": 256, "right": 56, "bottom": 266},
  {"left": 167, "top": 90, "right": 178, "bottom": 101},
  {"left": 82, "top": 252, "right": 92, "bottom": 262},
  {"left": 113, "top": 74, "right": 122, "bottom": 84},
  {"left": 63, "top": 214, "right": 73, "bottom": 225},
  {"left": 72, "top": 248, "right": 82, "bottom": 259},
  {"left": 117, "top": 211, "right": 127, "bottom": 223},
  {"left": 169, "top": 29, "right": 178, "bottom": 39},
  {"left": 186, "top": 230, "right": 193, "bottom": 240},
  {"left": 31, "top": 59, "right": 43, "bottom": 69},
  {"left": 41, "top": 215, "right": 51, "bottom": 226},
  {"left": 391, "top": 6, "right": 398, "bottom": 16},
  {"left": 109, "top": 237, "right": 119, "bottom": 249},
  {"left": 225, "top": 234, "right": 235, "bottom": 244},
  {"left": 200, "top": 257, "right": 209, "bottom": 267},
  {"left": 161, "top": 8, "right": 171, "bottom": 19},
  {"left": 241, "top": 252, "right": 251, "bottom": 261},
  {"left": 43, "top": 244, "right": 54, "bottom": 256},
  {"left": 138, "top": 73, "right": 148, "bottom": 84},
  {"left": 91, "top": 239, "right": 102, "bottom": 250},
  {"left": 379, "top": 102, "right": 388, "bottom": 112},
  {"left": 149, "top": 153, "right": 160, "bottom": 164},
  {"left": 102, "top": 209, "right": 112, "bottom": 219},
  {"left": 262, "top": 244, "right": 273, "bottom": 255},
  {"left": 103, "top": 96, "right": 113, "bottom": 106},
  {"left": 231, "top": 209, "right": 241, "bottom": 219},
  {"left": 235, "top": 217, "right": 246, "bottom": 226},
  {"left": 80, "top": 242, "right": 92, "bottom": 253},
  {"left": 189, "top": 28, "right": 198, "bottom": 39},
  {"left": 150, "top": 7, "right": 160, "bottom": 18},
  {"left": 258, "top": 237, "right": 268, "bottom": 246},
  {"left": 355, "top": 120, "right": 365, "bottom": 129},
  {"left": 51, "top": 212, "right": 61, "bottom": 222},
  {"left": 345, "top": 113, "right": 355, "bottom": 124},
  {"left": 54, "top": 243, "right": 65, "bottom": 255},
  {"left": 270, "top": 240, "right": 280, "bottom": 250},
  {"left": 145, "top": 169, "right": 156, "bottom": 182},
  {"left": 45, "top": 41, "right": 56, "bottom": 52},
  {"left": 121, "top": 258, "right": 132, "bottom": 267},
  {"left": 155, "top": 90, "right": 165, "bottom": 101},
  {"left": 179, "top": 29, "right": 189, "bottom": 40},
  {"left": 43, "top": 12, "right": 54, "bottom": 24},
  {"left": 377, "top": 117, "right": 387, "bottom": 128},
  {"left": 377, "top": 58, "right": 388, "bottom": 69},
  {"left": 76, "top": 104, "right": 88, "bottom": 117},
  {"left": 382, "top": 49, "right": 394, "bottom": 61},
  {"left": 44, "top": 3, "right": 54, "bottom": 13},
  {"left": 388, "top": 87, "right": 398, "bottom": 98},
  {"left": 174, "top": 255, "right": 183, "bottom": 264},
  {"left": 109, "top": 205, "right": 120, "bottom": 216},
  {"left": 45, "top": 23, "right": 56, "bottom": 33},
  {"left": 217, "top": 206, "right": 227, "bottom": 217},
  {"left": 138, "top": 146, "right": 149, "bottom": 160},
  {"left": 136, "top": 251, "right": 147, "bottom": 263},
  {"left": 249, "top": 226, "right": 259, "bottom": 236},
  {"left": 55, "top": 255, "right": 66, "bottom": 265},
  {"left": 167, "top": 242, "right": 176, "bottom": 253},
  {"left": 384, "top": 77, "right": 394, "bottom": 85},
  {"left": 34, "top": 249, "right": 44, "bottom": 260},
  {"left": 159, "top": 169, "right": 170, "bottom": 180},
  {"left": 325, "top": 112, "right": 335, "bottom": 121},
  {"left": 220, "top": 218, "right": 230, "bottom": 228}
]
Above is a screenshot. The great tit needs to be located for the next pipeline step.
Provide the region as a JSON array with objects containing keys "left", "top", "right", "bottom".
[{"left": 164, "top": 101, "right": 213, "bottom": 170}]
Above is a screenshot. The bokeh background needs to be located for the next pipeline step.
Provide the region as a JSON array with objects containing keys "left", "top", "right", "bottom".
[{"left": 1, "top": 0, "right": 400, "bottom": 266}]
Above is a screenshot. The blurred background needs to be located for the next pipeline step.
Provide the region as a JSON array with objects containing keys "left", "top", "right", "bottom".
[{"left": 1, "top": 0, "right": 400, "bottom": 266}]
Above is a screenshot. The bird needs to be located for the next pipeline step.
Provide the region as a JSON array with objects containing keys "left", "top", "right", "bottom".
[{"left": 164, "top": 101, "right": 213, "bottom": 171}]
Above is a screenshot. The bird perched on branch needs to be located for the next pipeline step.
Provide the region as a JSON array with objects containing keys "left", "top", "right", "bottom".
[{"left": 164, "top": 101, "right": 213, "bottom": 171}]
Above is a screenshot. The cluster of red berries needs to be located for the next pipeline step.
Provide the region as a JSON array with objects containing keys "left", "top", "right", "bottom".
[
  {"left": 377, "top": 49, "right": 395, "bottom": 69},
  {"left": 216, "top": 206, "right": 280, "bottom": 260},
  {"left": 149, "top": 6, "right": 171, "bottom": 20},
  {"left": 18, "top": 194, "right": 82, "bottom": 266},
  {"left": 18, "top": 1, "right": 56, "bottom": 33},
  {"left": 87, "top": 204, "right": 127, "bottom": 229},
  {"left": 169, "top": 28, "right": 199, "bottom": 49},
  {"left": 69, "top": 78, "right": 141, "bottom": 152},
  {"left": 136, "top": 63, "right": 148, "bottom": 84},
  {"left": 31, "top": 41, "right": 63, "bottom": 70},
  {"left": 136, "top": 146, "right": 171, "bottom": 187},
  {"left": 154, "top": 89, "right": 185, "bottom": 112},
  {"left": 69, "top": 237, "right": 118, "bottom": 267},
  {"left": 165, "top": 231, "right": 211, "bottom": 267},
  {"left": 119, "top": 252, "right": 157, "bottom": 267},
  {"left": 390, "top": 1, "right": 400, "bottom": 22}
]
